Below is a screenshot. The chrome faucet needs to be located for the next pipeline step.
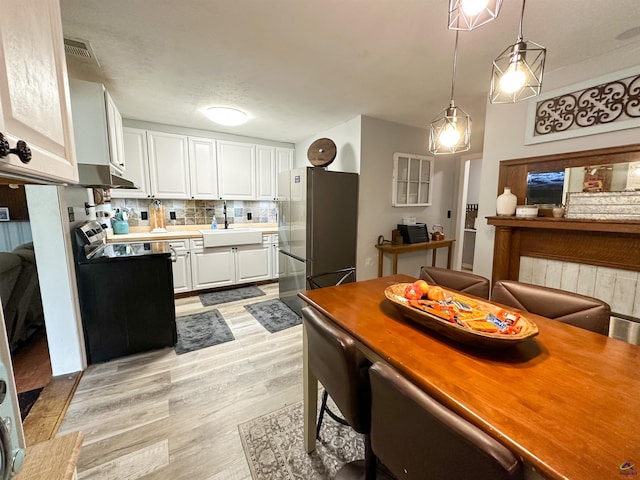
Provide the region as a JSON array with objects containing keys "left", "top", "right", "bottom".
[{"left": 223, "top": 201, "right": 228, "bottom": 229}]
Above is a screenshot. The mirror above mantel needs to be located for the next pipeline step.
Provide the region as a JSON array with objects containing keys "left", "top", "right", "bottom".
[{"left": 498, "top": 143, "right": 640, "bottom": 209}]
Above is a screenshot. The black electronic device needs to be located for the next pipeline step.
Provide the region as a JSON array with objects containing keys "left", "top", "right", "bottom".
[{"left": 397, "top": 223, "right": 429, "bottom": 244}]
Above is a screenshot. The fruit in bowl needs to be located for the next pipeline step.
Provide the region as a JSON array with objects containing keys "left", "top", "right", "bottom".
[{"left": 404, "top": 279, "right": 431, "bottom": 300}]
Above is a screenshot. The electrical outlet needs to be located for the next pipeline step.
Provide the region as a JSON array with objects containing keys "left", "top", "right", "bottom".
[
  {"left": 67, "top": 207, "right": 75, "bottom": 222},
  {"left": 141, "top": 211, "right": 148, "bottom": 220},
  {"left": 170, "top": 211, "right": 176, "bottom": 220},
  {"left": 247, "top": 212, "right": 252, "bottom": 220}
]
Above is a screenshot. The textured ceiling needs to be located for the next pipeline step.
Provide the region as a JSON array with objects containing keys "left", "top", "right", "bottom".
[{"left": 61, "top": 0, "right": 640, "bottom": 153}]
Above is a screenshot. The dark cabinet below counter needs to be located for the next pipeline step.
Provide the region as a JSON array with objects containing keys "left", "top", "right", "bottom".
[{"left": 76, "top": 254, "right": 177, "bottom": 364}]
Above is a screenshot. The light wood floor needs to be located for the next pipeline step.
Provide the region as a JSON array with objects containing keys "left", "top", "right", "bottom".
[{"left": 58, "top": 282, "right": 304, "bottom": 480}]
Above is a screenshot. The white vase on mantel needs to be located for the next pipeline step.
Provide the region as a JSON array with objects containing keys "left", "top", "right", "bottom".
[{"left": 496, "top": 187, "right": 517, "bottom": 216}]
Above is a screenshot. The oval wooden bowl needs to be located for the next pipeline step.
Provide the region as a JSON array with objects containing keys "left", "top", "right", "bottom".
[{"left": 384, "top": 283, "right": 539, "bottom": 348}]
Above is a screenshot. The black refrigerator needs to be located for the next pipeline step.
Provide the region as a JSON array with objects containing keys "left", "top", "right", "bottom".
[{"left": 278, "top": 167, "right": 359, "bottom": 315}]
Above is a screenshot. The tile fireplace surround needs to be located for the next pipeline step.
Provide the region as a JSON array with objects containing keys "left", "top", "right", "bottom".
[{"left": 487, "top": 216, "right": 640, "bottom": 344}]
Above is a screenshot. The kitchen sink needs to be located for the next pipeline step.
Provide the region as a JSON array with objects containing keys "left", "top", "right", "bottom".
[{"left": 199, "top": 228, "right": 262, "bottom": 247}]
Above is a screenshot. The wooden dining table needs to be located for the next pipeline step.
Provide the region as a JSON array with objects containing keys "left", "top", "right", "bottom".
[{"left": 298, "top": 274, "right": 640, "bottom": 480}]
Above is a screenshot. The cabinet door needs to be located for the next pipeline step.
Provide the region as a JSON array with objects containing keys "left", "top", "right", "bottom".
[
  {"left": 256, "top": 145, "right": 276, "bottom": 200},
  {"left": 217, "top": 140, "right": 255, "bottom": 199},
  {"left": 0, "top": 0, "right": 78, "bottom": 183},
  {"left": 169, "top": 240, "right": 191, "bottom": 293},
  {"left": 190, "top": 240, "right": 235, "bottom": 289},
  {"left": 275, "top": 148, "right": 294, "bottom": 199},
  {"left": 105, "top": 90, "right": 125, "bottom": 174},
  {"left": 147, "top": 131, "right": 190, "bottom": 199},
  {"left": 236, "top": 240, "right": 271, "bottom": 284},
  {"left": 188, "top": 136, "right": 218, "bottom": 199},
  {"left": 111, "top": 128, "right": 151, "bottom": 199}
]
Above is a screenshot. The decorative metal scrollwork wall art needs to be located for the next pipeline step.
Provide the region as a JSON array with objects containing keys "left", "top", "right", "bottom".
[{"left": 525, "top": 67, "right": 640, "bottom": 145}]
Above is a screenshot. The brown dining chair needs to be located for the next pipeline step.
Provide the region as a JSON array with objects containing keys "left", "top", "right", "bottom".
[
  {"left": 369, "top": 362, "right": 523, "bottom": 480},
  {"left": 419, "top": 266, "right": 490, "bottom": 299},
  {"left": 491, "top": 280, "right": 611, "bottom": 335},
  {"left": 302, "top": 306, "right": 379, "bottom": 479}
]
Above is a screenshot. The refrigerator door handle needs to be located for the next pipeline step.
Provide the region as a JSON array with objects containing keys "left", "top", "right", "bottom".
[{"left": 279, "top": 249, "right": 309, "bottom": 264}]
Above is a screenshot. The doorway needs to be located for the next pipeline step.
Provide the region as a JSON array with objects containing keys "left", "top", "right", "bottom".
[
  {"left": 453, "top": 157, "right": 482, "bottom": 272},
  {"left": 0, "top": 184, "right": 51, "bottom": 419}
]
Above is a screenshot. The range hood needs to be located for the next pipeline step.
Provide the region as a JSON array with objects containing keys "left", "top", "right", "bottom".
[{"left": 77, "top": 164, "right": 137, "bottom": 189}]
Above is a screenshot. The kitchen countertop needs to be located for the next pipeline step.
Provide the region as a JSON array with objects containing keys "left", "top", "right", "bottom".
[{"left": 106, "top": 223, "right": 278, "bottom": 243}]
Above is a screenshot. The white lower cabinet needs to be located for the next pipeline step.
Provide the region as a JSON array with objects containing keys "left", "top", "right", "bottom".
[
  {"left": 169, "top": 240, "right": 192, "bottom": 293},
  {"left": 169, "top": 234, "right": 277, "bottom": 293},
  {"left": 190, "top": 239, "right": 235, "bottom": 289},
  {"left": 236, "top": 235, "right": 272, "bottom": 283}
]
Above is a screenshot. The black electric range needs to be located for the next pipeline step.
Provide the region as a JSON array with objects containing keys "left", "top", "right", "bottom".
[{"left": 73, "top": 221, "right": 177, "bottom": 364}]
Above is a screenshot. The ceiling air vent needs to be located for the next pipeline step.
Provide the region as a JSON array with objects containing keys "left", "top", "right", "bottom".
[{"left": 64, "top": 38, "right": 100, "bottom": 66}]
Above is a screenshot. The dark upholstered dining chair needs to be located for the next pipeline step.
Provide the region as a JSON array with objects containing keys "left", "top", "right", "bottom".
[
  {"left": 491, "top": 280, "right": 611, "bottom": 336},
  {"left": 369, "top": 362, "right": 523, "bottom": 480},
  {"left": 419, "top": 266, "right": 490, "bottom": 299},
  {"left": 302, "top": 306, "right": 378, "bottom": 479}
]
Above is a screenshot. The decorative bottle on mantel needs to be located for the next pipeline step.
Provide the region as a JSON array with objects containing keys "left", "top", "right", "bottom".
[{"left": 496, "top": 187, "right": 517, "bottom": 216}]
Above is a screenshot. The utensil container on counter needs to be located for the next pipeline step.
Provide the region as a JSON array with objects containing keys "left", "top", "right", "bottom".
[{"left": 150, "top": 201, "right": 167, "bottom": 232}]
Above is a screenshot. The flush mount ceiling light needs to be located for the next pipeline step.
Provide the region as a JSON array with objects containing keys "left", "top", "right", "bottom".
[
  {"left": 489, "top": 0, "right": 546, "bottom": 104},
  {"left": 429, "top": 30, "right": 471, "bottom": 155},
  {"left": 448, "top": 0, "right": 502, "bottom": 31},
  {"left": 204, "top": 107, "right": 249, "bottom": 126}
]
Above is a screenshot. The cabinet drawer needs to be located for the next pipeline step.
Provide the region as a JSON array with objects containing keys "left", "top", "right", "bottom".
[
  {"left": 190, "top": 238, "right": 204, "bottom": 249},
  {"left": 168, "top": 239, "right": 189, "bottom": 251}
]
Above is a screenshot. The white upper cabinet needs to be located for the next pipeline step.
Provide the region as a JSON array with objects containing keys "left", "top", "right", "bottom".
[
  {"left": 111, "top": 128, "right": 151, "bottom": 199},
  {"left": 69, "top": 79, "right": 126, "bottom": 180},
  {"left": 256, "top": 145, "right": 276, "bottom": 200},
  {"left": 188, "top": 136, "right": 218, "bottom": 200},
  {"left": 105, "top": 91, "right": 125, "bottom": 174},
  {"left": 147, "top": 131, "right": 190, "bottom": 199},
  {"left": 0, "top": 0, "right": 78, "bottom": 183},
  {"left": 217, "top": 140, "right": 256, "bottom": 199},
  {"left": 275, "top": 148, "right": 294, "bottom": 198}
]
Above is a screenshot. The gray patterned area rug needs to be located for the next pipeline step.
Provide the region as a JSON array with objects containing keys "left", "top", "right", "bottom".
[
  {"left": 199, "top": 285, "right": 266, "bottom": 307},
  {"left": 244, "top": 299, "right": 301, "bottom": 333},
  {"left": 175, "top": 309, "right": 234, "bottom": 354},
  {"left": 239, "top": 401, "right": 364, "bottom": 479}
]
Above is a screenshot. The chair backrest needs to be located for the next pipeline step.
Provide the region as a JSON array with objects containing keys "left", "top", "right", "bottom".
[
  {"left": 491, "top": 280, "right": 611, "bottom": 335},
  {"left": 307, "top": 266, "right": 356, "bottom": 290},
  {"left": 420, "top": 266, "right": 490, "bottom": 299},
  {"left": 369, "top": 362, "right": 522, "bottom": 480},
  {"left": 302, "top": 306, "right": 370, "bottom": 433}
]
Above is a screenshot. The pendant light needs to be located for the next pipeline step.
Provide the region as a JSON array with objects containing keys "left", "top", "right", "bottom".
[
  {"left": 448, "top": 0, "right": 503, "bottom": 31},
  {"left": 489, "top": 0, "right": 546, "bottom": 104},
  {"left": 429, "top": 30, "right": 471, "bottom": 155}
]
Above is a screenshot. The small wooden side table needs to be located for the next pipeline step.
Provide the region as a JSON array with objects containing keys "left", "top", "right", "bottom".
[{"left": 375, "top": 238, "right": 455, "bottom": 277}]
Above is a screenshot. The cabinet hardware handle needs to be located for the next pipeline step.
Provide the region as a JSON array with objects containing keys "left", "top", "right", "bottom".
[{"left": 0, "top": 133, "right": 32, "bottom": 164}]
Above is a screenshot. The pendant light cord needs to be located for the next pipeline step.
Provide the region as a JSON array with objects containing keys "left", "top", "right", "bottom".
[
  {"left": 450, "top": 29, "right": 459, "bottom": 104},
  {"left": 518, "top": 0, "right": 526, "bottom": 42}
]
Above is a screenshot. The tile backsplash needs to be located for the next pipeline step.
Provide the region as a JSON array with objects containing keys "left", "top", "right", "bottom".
[{"left": 110, "top": 198, "right": 277, "bottom": 227}]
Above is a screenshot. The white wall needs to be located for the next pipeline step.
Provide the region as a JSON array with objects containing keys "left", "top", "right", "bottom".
[
  {"left": 359, "top": 116, "right": 457, "bottom": 280},
  {"left": 474, "top": 42, "right": 640, "bottom": 280},
  {"left": 295, "top": 116, "right": 361, "bottom": 172},
  {"left": 25, "top": 185, "right": 87, "bottom": 375}
]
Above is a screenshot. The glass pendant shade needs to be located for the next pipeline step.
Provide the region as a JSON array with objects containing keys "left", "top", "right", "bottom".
[
  {"left": 490, "top": 40, "right": 546, "bottom": 103},
  {"left": 429, "top": 102, "right": 471, "bottom": 154},
  {"left": 448, "top": 0, "right": 503, "bottom": 31}
]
